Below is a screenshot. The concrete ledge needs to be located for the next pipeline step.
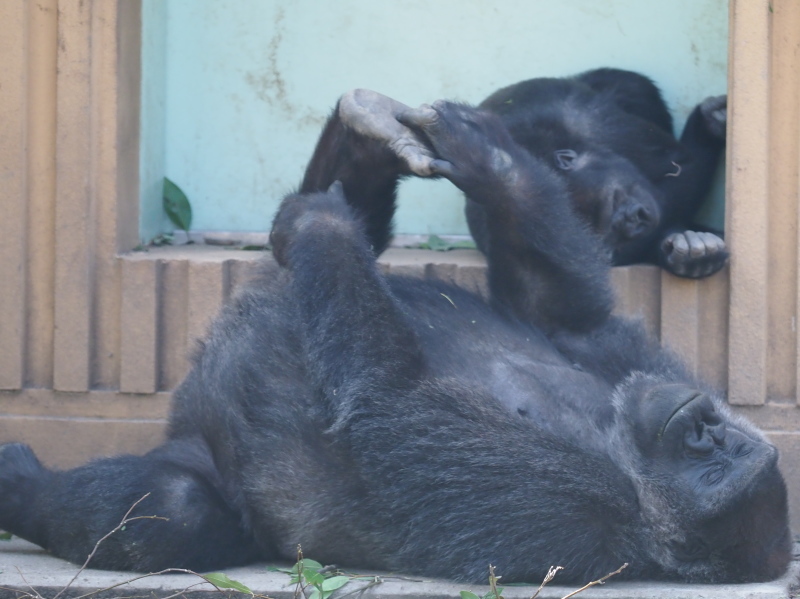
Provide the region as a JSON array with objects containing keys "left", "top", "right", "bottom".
[{"left": 1, "top": 539, "right": 797, "bottom": 599}]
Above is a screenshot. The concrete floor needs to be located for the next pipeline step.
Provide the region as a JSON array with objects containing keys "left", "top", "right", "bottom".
[{"left": 1, "top": 538, "right": 797, "bottom": 599}]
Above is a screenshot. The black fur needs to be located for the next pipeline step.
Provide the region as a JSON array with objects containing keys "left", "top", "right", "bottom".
[
  {"left": 468, "top": 68, "right": 729, "bottom": 278},
  {"left": 0, "top": 95, "right": 789, "bottom": 584}
]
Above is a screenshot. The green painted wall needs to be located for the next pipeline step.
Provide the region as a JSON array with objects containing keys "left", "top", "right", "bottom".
[{"left": 140, "top": 0, "right": 728, "bottom": 242}]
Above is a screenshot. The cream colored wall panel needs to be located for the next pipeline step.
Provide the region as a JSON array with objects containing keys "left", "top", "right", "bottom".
[
  {"left": 726, "top": 0, "right": 770, "bottom": 405},
  {"left": 53, "top": 0, "right": 94, "bottom": 392},
  {"left": 25, "top": 0, "right": 58, "bottom": 389},
  {"left": 120, "top": 259, "right": 160, "bottom": 393},
  {"left": 159, "top": 258, "right": 190, "bottom": 391},
  {"left": 611, "top": 265, "right": 661, "bottom": 340},
  {"left": 0, "top": 1, "right": 28, "bottom": 390},
  {"left": 768, "top": 0, "right": 800, "bottom": 402},
  {"left": 186, "top": 259, "right": 231, "bottom": 353},
  {"left": 661, "top": 275, "right": 701, "bottom": 378}
]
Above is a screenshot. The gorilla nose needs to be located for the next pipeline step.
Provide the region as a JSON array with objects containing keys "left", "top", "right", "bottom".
[{"left": 613, "top": 198, "right": 659, "bottom": 239}]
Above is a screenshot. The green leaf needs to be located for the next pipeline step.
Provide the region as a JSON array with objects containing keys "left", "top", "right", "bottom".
[
  {"left": 303, "top": 570, "right": 326, "bottom": 586},
  {"left": 163, "top": 177, "right": 193, "bottom": 231},
  {"left": 460, "top": 592, "right": 481, "bottom": 599},
  {"left": 308, "top": 588, "right": 321, "bottom": 599},
  {"left": 294, "top": 558, "right": 324, "bottom": 572},
  {"left": 0, "top": 532, "right": 11, "bottom": 541},
  {"left": 321, "top": 576, "right": 350, "bottom": 592},
  {"left": 202, "top": 572, "right": 253, "bottom": 594}
]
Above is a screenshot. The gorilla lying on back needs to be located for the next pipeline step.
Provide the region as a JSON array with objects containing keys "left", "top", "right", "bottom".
[
  {"left": 0, "top": 89, "right": 790, "bottom": 584},
  {"left": 468, "top": 68, "right": 728, "bottom": 278}
]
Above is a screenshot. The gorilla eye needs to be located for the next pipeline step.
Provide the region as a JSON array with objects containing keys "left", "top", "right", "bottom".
[{"left": 554, "top": 149, "right": 578, "bottom": 170}]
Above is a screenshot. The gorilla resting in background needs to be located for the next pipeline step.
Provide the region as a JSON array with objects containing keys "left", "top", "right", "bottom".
[
  {"left": 467, "top": 68, "right": 728, "bottom": 278},
  {"left": 0, "top": 88, "right": 789, "bottom": 585}
]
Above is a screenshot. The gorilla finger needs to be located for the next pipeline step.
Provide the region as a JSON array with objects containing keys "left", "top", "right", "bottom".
[
  {"left": 699, "top": 231, "right": 726, "bottom": 254},
  {"left": 684, "top": 231, "right": 706, "bottom": 258},
  {"left": 428, "top": 159, "right": 457, "bottom": 179},
  {"left": 667, "top": 233, "right": 690, "bottom": 258},
  {"left": 397, "top": 105, "right": 439, "bottom": 130}
]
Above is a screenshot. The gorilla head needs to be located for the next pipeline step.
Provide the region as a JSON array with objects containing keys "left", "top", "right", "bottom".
[{"left": 609, "top": 376, "right": 790, "bottom": 582}]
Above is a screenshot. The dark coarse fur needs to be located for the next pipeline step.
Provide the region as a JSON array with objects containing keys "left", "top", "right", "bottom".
[
  {"left": 467, "top": 68, "right": 729, "bottom": 278},
  {"left": 0, "top": 91, "right": 789, "bottom": 585}
]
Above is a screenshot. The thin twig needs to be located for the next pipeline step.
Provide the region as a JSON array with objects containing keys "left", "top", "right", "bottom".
[
  {"left": 559, "top": 563, "right": 628, "bottom": 599},
  {"left": 530, "top": 565, "right": 563, "bottom": 599},
  {"left": 12, "top": 567, "right": 43, "bottom": 599},
  {"left": 53, "top": 493, "right": 167, "bottom": 599},
  {"left": 334, "top": 577, "right": 382, "bottom": 599}
]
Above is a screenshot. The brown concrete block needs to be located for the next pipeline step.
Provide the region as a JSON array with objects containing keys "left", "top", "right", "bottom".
[
  {"left": 611, "top": 265, "right": 661, "bottom": 340},
  {"left": 186, "top": 259, "right": 230, "bottom": 351},
  {"left": 661, "top": 274, "right": 700, "bottom": 376},
  {"left": 120, "top": 259, "right": 160, "bottom": 393},
  {"left": 0, "top": 1, "right": 27, "bottom": 390},
  {"left": 0, "top": 415, "right": 166, "bottom": 469},
  {"left": 159, "top": 258, "right": 190, "bottom": 391}
]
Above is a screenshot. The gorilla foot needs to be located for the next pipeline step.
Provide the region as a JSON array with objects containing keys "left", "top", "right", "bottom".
[
  {"left": 339, "top": 89, "right": 438, "bottom": 176},
  {"left": 0, "top": 443, "right": 47, "bottom": 541},
  {"left": 699, "top": 95, "right": 727, "bottom": 140},
  {"left": 660, "top": 230, "right": 728, "bottom": 278},
  {"left": 270, "top": 181, "right": 357, "bottom": 266}
]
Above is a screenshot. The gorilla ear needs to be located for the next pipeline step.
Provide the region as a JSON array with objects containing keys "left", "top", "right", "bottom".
[{"left": 554, "top": 149, "right": 578, "bottom": 170}]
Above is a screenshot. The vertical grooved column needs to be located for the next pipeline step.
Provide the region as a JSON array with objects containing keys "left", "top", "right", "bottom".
[
  {"left": 53, "top": 0, "right": 93, "bottom": 392},
  {"left": 0, "top": 1, "right": 27, "bottom": 389},
  {"left": 25, "top": 0, "right": 58, "bottom": 389},
  {"left": 159, "top": 258, "right": 189, "bottom": 391},
  {"left": 660, "top": 274, "right": 700, "bottom": 378},
  {"left": 120, "top": 258, "right": 160, "bottom": 393},
  {"left": 611, "top": 265, "right": 661, "bottom": 340},
  {"left": 698, "top": 268, "right": 730, "bottom": 390},
  {"left": 186, "top": 260, "right": 231, "bottom": 353},
  {"left": 768, "top": 0, "right": 800, "bottom": 401},
  {"left": 726, "top": 0, "right": 770, "bottom": 405}
]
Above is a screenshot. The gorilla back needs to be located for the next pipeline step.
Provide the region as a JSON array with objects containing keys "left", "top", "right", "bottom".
[{"left": 0, "top": 94, "right": 790, "bottom": 584}]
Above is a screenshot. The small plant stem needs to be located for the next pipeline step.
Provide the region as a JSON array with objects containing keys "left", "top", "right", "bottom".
[
  {"left": 559, "top": 563, "right": 628, "bottom": 599},
  {"left": 530, "top": 565, "right": 563, "bottom": 599}
]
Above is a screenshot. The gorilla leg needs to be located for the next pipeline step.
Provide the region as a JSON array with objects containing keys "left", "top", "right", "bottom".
[
  {"left": 0, "top": 439, "right": 260, "bottom": 571},
  {"left": 398, "top": 101, "right": 614, "bottom": 334},
  {"left": 270, "top": 181, "right": 425, "bottom": 423}
]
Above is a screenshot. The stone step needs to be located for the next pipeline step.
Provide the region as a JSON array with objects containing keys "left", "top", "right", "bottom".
[{"left": 1, "top": 538, "right": 797, "bottom": 599}]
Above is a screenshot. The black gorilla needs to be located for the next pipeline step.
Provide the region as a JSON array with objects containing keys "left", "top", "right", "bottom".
[
  {"left": 467, "top": 68, "right": 728, "bottom": 278},
  {"left": 0, "top": 90, "right": 790, "bottom": 584}
]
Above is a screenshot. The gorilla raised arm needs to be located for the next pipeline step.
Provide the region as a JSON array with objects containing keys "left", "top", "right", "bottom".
[{"left": 0, "top": 91, "right": 789, "bottom": 584}]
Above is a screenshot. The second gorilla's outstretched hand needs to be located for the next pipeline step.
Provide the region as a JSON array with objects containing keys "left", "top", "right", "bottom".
[{"left": 397, "top": 101, "right": 528, "bottom": 195}]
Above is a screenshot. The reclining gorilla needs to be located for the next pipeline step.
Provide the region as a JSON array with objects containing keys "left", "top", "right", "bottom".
[
  {"left": 468, "top": 68, "right": 729, "bottom": 278},
  {"left": 0, "top": 90, "right": 790, "bottom": 585}
]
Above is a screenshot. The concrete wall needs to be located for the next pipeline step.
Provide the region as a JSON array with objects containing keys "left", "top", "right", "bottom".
[
  {"left": 0, "top": 0, "right": 799, "bottom": 526},
  {"left": 140, "top": 0, "right": 728, "bottom": 241}
]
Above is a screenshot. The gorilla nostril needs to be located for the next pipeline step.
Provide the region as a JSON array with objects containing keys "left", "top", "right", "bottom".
[{"left": 634, "top": 205, "right": 652, "bottom": 224}]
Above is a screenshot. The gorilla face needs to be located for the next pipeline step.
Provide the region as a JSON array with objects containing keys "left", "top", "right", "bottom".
[
  {"left": 616, "top": 379, "right": 791, "bottom": 582},
  {"left": 553, "top": 147, "right": 662, "bottom": 248}
]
